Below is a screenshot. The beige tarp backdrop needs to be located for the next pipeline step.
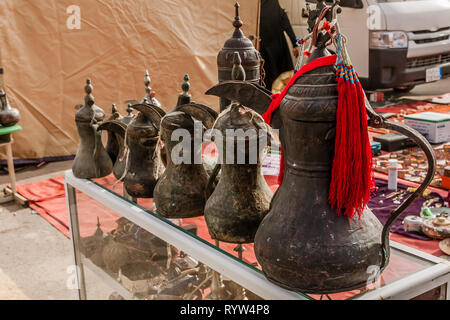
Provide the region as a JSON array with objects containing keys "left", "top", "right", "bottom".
[{"left": 0, "top": 0, "right": 259, "bottom": 159}]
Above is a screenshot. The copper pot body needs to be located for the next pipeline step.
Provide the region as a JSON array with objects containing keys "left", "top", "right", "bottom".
[{"left": 254, "top": 53, "right": 383, "bottom": 294}]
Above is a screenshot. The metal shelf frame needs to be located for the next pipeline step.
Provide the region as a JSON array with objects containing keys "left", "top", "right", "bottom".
[{"left": 64, "top": 170, "right": 450, "bottom": 300}]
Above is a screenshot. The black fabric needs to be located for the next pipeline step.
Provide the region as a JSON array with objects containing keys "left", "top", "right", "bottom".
[{"left": 260, "top": 0, "right": 298, "bottom": 91}]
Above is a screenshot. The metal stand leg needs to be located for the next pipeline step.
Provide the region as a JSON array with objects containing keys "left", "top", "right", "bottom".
[
  {"left": 0, "top": 139, "right": 27, "bottom": 205},
  {"left": 65, "top": 183, "right": 87, "bottom": 300},
  {"left": 446, "top": 281, "right": 450, "bottom": 300},
  {"left": 6, "top": 142, "right": 16, "bottom": 195}
]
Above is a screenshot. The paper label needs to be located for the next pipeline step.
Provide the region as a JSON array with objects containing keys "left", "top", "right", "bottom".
[{"left": 262, "top": 150, "right": 281, "bottom": 176}]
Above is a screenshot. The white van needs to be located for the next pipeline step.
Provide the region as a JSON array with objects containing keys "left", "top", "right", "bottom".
[{"left": 280, "top": 0, "right": 450, "bottom": 92}]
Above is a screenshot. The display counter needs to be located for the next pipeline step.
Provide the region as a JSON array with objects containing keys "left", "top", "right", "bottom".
[{"left": 64, "top": 170, "right": 450, "bottom": 300}]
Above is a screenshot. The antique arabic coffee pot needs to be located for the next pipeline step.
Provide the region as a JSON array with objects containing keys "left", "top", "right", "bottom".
[
  {"left": 204, "top": 102, "right": 272, "bottom": 244},
  {"left": 254, "top": 2, "right": 436, "bottom": 293},
  {"left": 73, "top": 79, "right": 113, "bottom": 179},
  {"left": 103, "top": 104, "right": 121, "bottom": 163},
  {"left": 206, "top": 0, "right": 436, "bottom": 293},
  {"left": 217, "top": 2, "right": 261, "bottom": 111},
  {"left": 204, "top": 55, "right": 273, "bottom": 243},
  {"left": 154, "top": 75, "right": 218, "bottom": 218},
  {"left": 97, "top": 106, "right": 138, "bottom": 180},
  {"left": 97, "top": 119, "right": 128, "bottom": 180},
  {"left": 123, "top": 102, "right": 165, "bottom": 198},
  {"left": 0, "top": 89, "right": 20, "bottom": 127}
]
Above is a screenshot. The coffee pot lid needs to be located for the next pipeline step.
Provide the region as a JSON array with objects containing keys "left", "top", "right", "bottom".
[{"left": 218, "top": 2, "right": 259, "bottom": 68}]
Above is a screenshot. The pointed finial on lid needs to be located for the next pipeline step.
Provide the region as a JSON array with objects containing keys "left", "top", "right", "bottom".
[
  {"left": 232, "top": 52, "right": 246, "bottom": 81},
  {"left": 144, "top": 69, "right": 157, "bottom": 102},
  {"left": 93, "top": 216, "right": 104, "bottom": 238},
  {"left": 233, "top": 2, "right": 243, "bottom": 29},
  {"left": 84, "top": 79, "right": 94, "bottom": 107},
  {"left": 177, "top": 74, "right": 192, "bottom": 106},
  {"left": 144, "top": 69, "right": 152, "bottom": 96},
  {"left": 126, "top": 103, "right": 133, "bottom": 116},
  {"left": 144, "top": 69, "right": 151, "bottom": 87},
  {"left": 182, "top": 74, "right": 190, "bottom": 94},
  {"left": 85, "top": 78, "right": 93, "bottom": 94},
  {"left": 109, "top": 103, "right": 120, "bottom": 120}
]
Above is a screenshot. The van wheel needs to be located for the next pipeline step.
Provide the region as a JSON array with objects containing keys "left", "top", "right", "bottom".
[{"left": 393, "top": 85, "right": 415, "bottom": 93}]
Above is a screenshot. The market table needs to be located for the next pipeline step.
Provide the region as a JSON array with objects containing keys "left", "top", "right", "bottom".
[
  {"left": 0, "top": 124, "right": 26, "bottom": 204},
  {"left": 64, "top": 170, "right": 450, "bottom": 300}
]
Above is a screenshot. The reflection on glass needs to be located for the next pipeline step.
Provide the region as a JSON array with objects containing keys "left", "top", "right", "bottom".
[
  {"left": 74, "top": 176, "right": 435, "bottom": 300},
  {"left": 77, "top": 200, "right": 262, "bottom": 300}
]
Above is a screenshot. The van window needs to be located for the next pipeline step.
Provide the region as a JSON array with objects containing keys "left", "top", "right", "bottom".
[{"left": 306, "top": 0, "right": 363, "bottom": 9}]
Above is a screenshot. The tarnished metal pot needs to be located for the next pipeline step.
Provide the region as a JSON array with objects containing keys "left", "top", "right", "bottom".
[
  {"left": 217, "top": 2, "right": 261, "bottom": 111},
  {"left": 123, "top": 103, "right": 165, "bottom": 198},
  {"left": 154, "top": 103, "right": 217, "bottom": 218},
  {"left": 73, "top": 79, "right": 112, "bottom": 179},
  {"left": 253, "top": 49, "right": 436, "bottom": 294},
  {"left": 204, "top": 104, "right": 272, "bottom": 244},
  {"left": 98, "top": 105, "right": 135, "bottom": 180}
]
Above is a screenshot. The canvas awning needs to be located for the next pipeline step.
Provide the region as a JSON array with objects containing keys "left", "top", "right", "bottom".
[{"left": 0, "top": 0, "right": 259, "bottom": 159}]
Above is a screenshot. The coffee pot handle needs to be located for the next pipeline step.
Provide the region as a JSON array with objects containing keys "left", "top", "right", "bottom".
[
  {"left": 205, "top": 164, "right": 221, "bottom": 199},
  {"left": 365, "top": 98, "right": 437, "bottom": 272}
]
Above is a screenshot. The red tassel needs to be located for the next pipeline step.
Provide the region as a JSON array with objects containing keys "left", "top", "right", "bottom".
[
  {"left": 263, "top": 56, "right": 374, "bottom": 219},
  {"left": 328, "top": 66, "right": 374, "bottom": 220},
  {"left": 262, "top": 55, "right": 338, "bottom": 187}
]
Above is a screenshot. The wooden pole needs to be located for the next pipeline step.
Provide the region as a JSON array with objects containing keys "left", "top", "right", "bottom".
[
  {"left": 255, "top": 0, "right": 261, "bottom": 50},
  {"left": 0, "top": 45, "right": 4, "bottom": 89}
]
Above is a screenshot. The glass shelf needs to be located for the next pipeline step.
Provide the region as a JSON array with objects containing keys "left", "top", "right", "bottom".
[{"left": 65, "top": 170, "right": 450, "bottom": 300}]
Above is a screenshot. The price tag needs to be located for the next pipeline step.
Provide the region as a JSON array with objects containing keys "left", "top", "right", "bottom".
[
  {"left": 262, "top": 151, "right": 281, "bottom": 176},
  {"left": 426, "top": 67, "right": 442, "bottom": 83}
]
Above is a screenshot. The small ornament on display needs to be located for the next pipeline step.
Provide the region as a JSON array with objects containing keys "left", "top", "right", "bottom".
[
  {"left": 388, "top": 159, "right": 399, "bottom": 191},
  {"left": 403, "top": 213, "right": 450, "bottom": 240}
]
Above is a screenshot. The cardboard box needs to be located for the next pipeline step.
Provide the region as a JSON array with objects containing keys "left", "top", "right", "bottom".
[{"left": 404, "top": 112, "right": 450, "bottom": 144}]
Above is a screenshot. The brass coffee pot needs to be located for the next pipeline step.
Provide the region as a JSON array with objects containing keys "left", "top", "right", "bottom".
[
  {"left": 205, "top": 28, "right": 436, "bottom": 296},
  {"left": 97, "top": 119, "right": 128, "bottom": 180},
  {"left": 103, "top": 104, "right": 121, "bottom": 164},
  {"left": 204, "top": 103, "right": 272, "bottom": 244},
  {"left": 154, "top": 76, "right": 217, "bottom": 218},
  {"left": 217, "top": 2, "right": 261, "bottom": 111},
  {"left": 73, "top": 79, "right": 113, "bottom": 179},
  {"left": 123, "top": 102, "right": 165, "bottom": 198}
]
